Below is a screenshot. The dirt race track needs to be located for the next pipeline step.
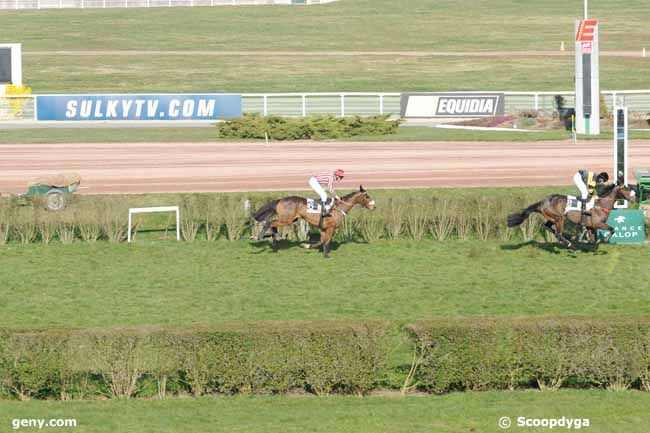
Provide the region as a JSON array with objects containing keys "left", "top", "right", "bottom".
[{"left": 1, "top": 140, "right": 650, "bottom": 194}]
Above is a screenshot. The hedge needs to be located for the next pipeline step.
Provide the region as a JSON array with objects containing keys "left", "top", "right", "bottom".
[
  {"left": 3, "top": 317, "right": 650, "bottom": 400},
  {"left": 217, "top": 114, "right": 401, "bottom": 140},
  {"left": 0, "top": 322, "right": 389, "bottom": 400},
  {"left": 406, "top": 317, "right": 650, "bottom": 393}
]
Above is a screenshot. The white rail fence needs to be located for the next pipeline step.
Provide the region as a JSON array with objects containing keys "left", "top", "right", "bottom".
[
  {"left": 2, "top": 90, "right": 650, "bottom": 122},
  {"left": 0, "top": 0, "right": 333, "bottom": 9}
]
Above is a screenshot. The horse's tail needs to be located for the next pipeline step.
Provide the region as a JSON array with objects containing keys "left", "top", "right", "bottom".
[
  {"left": 253, "top": 200, "right": 279, "bottom": 222},
  {"left": 507, "top": 200, "right": 543, "bottom": 227}
]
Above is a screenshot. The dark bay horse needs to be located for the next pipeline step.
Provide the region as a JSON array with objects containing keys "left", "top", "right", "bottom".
[
  {"left": 252, "top": 186, "right": 376, "bottom": 257},
  {"left": 507, "top": 182, "right": 637, "bottom": 248}
]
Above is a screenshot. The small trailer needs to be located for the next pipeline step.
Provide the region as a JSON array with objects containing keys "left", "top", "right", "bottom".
[{"left": 16, "top": 173, "right": 81, "bottom": 211}]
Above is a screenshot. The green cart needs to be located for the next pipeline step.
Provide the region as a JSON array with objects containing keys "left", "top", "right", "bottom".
[
  {"left": 20, "top": 173, "right": 81, "bottom": 211},
  {"left": 635, "top": 169, "right": 650, "bottom": 205}
]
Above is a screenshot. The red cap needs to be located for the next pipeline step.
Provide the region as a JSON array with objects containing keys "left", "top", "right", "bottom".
[{"left": 335, "top": 169, "right": 345, "bottom": 177}]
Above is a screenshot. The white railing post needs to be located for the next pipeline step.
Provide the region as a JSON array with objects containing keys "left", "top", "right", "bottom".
[
  {"left": 81, "top": 0, "right": 84, "bottom": 8},
  {"left": 263, "top": 95, "right": 268, "bottom": 116},
  {"left": 340, "top": 94, "right": 345, "bottom": 117},
  {"left": 612, "top": 92, "right": 617, "bottom": 111},
  {"left": 147, "top": 0, "right": 149, "bottom": 6},
  {"left": 103, "top": 0, "right": 105, "bottom": 7},
  {"left": 59, "top": 0, "right": 62, "bottom": 8},
  {"left": 15, "top": 0, "right": 18, "bottom": 9},
  {"left": 379, "top": 94, "right": 384, "bottom": 115},
  {"left": 301, "top": 94, "right": 306, "bottom": 117},
  {"left": 534, "top": 93, "right": 539, "bottom": 111},
  {"left": 37, "top": 0, "right": 40, "bottom": 9}
]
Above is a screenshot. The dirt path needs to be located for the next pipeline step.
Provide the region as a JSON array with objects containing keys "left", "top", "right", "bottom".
[
  {"left": 25, "top": 50, "right": 648, "bottom": 57},
  {"left": 2, "top": 140, "right": 650, "bottom": 195}
]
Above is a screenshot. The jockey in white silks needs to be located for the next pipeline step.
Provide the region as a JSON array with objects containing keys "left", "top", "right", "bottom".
[
  {"left": 309, "top": 169, "right": 345, "bottom": 219},
  {"left": 572, "top": 169, "right": 609, "bottom": 214}
]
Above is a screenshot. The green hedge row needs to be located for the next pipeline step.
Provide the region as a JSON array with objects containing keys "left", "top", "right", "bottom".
[
  {"left": 217, "top": 114, "right": 401, "bottom": 140},
  {"left": 3, "top": 318, "right": 650, "bottom": 400},
  {"left": 406, "top": 317, "right": 650, "bottom": 393},
  {"left": 0, "top": 322, "right": 388, "bottom": 400}
]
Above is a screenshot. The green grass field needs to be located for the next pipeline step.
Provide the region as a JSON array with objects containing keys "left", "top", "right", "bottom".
[
  {"left": 1, "top": 391, "right": 649, "bottom": 433},
  {"left": 1, "top": 239, "right": 648, "bottom": 329},
  {"left": 2, "top": 0, "right": 649, "bottom": 92},
  {"left": 3, "top": 0, "right": 649, "bottom": 52},
  {"left": 2, "top": 126, "right": 649, "bottom": 144},
  {"left": 20, "top": 54, "right": 650, "bottom": 93}
]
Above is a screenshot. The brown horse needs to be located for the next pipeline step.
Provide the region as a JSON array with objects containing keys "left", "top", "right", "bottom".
[
  {"left": 252, "top": 186, "right": 376, "bottom": 257},
  {"left": 507, "top": 182, "right": 637, "bottom": 248}
]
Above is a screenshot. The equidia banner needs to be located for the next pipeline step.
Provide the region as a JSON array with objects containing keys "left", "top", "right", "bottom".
[
  {"left": 400, "top": 93, "right": 505, "bottom": 118},
  {"left": 36, "top": 94, "right": 242, "bottom": 121}
]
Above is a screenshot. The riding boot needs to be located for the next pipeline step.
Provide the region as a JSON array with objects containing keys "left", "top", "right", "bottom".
[{"left": 319, "top": 201, "right": 327, "bottom": 229}]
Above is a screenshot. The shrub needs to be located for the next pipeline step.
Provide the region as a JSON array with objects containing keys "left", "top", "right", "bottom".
[
  {"left": 0, "top": 322, "right": 389, "bottom": 400},
  {"left": 218, "top": 114, "right": 401, "bottom": 141},
  {"left": 405, "top": 317, "right": 650, "bottom": 394}
]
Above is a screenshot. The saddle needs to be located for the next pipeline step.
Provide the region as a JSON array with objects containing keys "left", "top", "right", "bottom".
[
  {"left": 565, "top": 196, "right": 595, "bottom": 214},
  {"left": 306, "top": 198, "right": 335, "bottom": 214}
]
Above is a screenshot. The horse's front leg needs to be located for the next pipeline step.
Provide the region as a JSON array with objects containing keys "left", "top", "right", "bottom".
[{"left": 596, "top": 223, "right": 615, "bottom": 244}]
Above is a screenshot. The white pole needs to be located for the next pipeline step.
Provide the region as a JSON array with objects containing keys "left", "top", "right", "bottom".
[
  {"left": 534, "top": 93, "right": 539, "bottom": 111},
  {"left": 583, "top": 0, "right": 588, "bottom": 19},
  {"left": 263, "top": 95, "right": 268, "bottom": 116},
  {"left": 176, "top": 209, "right": 180, "bottom": 241},
  {"left": 301, "top": 94, "right": 306, "bottom": 117},
  {"left": 128, "top": 211, "right": 132, "bottom": 242},
  {"left": 379, "top": 94, "right": 384, "bottom": 115},
  {"left": 340, "top": 94, "right": 345, "bottom": 117}
]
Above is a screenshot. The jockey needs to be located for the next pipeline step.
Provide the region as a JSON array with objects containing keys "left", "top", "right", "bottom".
[
  {"left": 309, "top": 169, "right": 345, "bottom": 218},
  {"left": 572, "top": 169, "right": 609, "bottom": 214}
]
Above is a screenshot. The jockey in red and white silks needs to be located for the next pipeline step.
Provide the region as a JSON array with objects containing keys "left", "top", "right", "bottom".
[{"left": 309, "top": 169, "right": 344, "bottom": 215}]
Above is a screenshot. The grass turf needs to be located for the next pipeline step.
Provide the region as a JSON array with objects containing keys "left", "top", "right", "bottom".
[
  {"left": 1, "top": 239, "right": 649, "bottom": 329},
  {"left": 1, "top": 0, "right": 649, "bottom": 93},
  {"left": 2, "top": 0, "right": 649, "bottom": 52},
  {"left": 19, "top": 54, "right": 650, "bottom": 93},
  {"left": 1, "top": 391, "right": 649, "bottom": 433},
  {"left": 1, "top": 126, "right": 649, "bottom": 144}
]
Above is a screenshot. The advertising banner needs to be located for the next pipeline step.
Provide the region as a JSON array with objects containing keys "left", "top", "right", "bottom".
[
  {"left": 597, "top": 209, "right": 646, "bottom": 244},
  {"left": 400, "top": 93, "right": 505, "bottom": 118},
  {"left": 36, "top": 94, "right": 242, "bottom": 121}
]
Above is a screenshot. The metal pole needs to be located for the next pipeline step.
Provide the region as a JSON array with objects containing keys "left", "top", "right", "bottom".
[{"left": 584, "top": 0, "right": 587, "bottom": 19}]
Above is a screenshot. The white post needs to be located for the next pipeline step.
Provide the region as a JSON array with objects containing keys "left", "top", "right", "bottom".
[
  {"left": 612, "top": 92, "right": 617, "bottom": 111},
  {"left": 15, "top": 0, "right": 18, "bottom": 9},
  {"left": 147, "top": 0, "right": 149, "bottom": 6},
  {"left": 534, "top": 93, "right": 539, "bottom": 111},
  {"left": 37, "top": 0, "right": 40, "bottom": 9},
  {"left": 81, "top": 0, "right": 84, "bottom": 7},
  {"left": 263, "top": 94, "right": 268, "bottom": 116},
  {"left": 340, "top": 94, "right": 345, "bottom": 117},
  {"left": 301, "top": 94, "right": 306, "bottom": 117},
  {"left": 59, "top": 0, "right": 62, "bottom": 8},
  {"left": 176, "top": 209, "right": 180, "bottom": 241},
  {"left": 103, "top": 0, "right": 105, "bottom": 7},
  {"left": 128, "top": 211, "right": 133, "bottom": 242},
  {"left": 379, "top": 94, "right": 384, "bottom": 115},
  {"left": 584, "top": 0, "right": 588, "bottom": 19}
]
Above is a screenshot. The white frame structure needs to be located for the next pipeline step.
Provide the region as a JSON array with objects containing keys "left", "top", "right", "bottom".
[
  {"left": 613, "top": 105, "right": 629, "bottom": 209},
  {"left": 0, "top": 43, "right": 22, "bottom": 87},
  {"left": 128, "top": 206, "right": 180, "bottom": 242}
]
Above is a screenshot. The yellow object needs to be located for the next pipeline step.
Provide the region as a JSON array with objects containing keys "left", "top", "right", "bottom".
[{"left": 3, "top": 84, "right": 32, "bottom": 118}]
